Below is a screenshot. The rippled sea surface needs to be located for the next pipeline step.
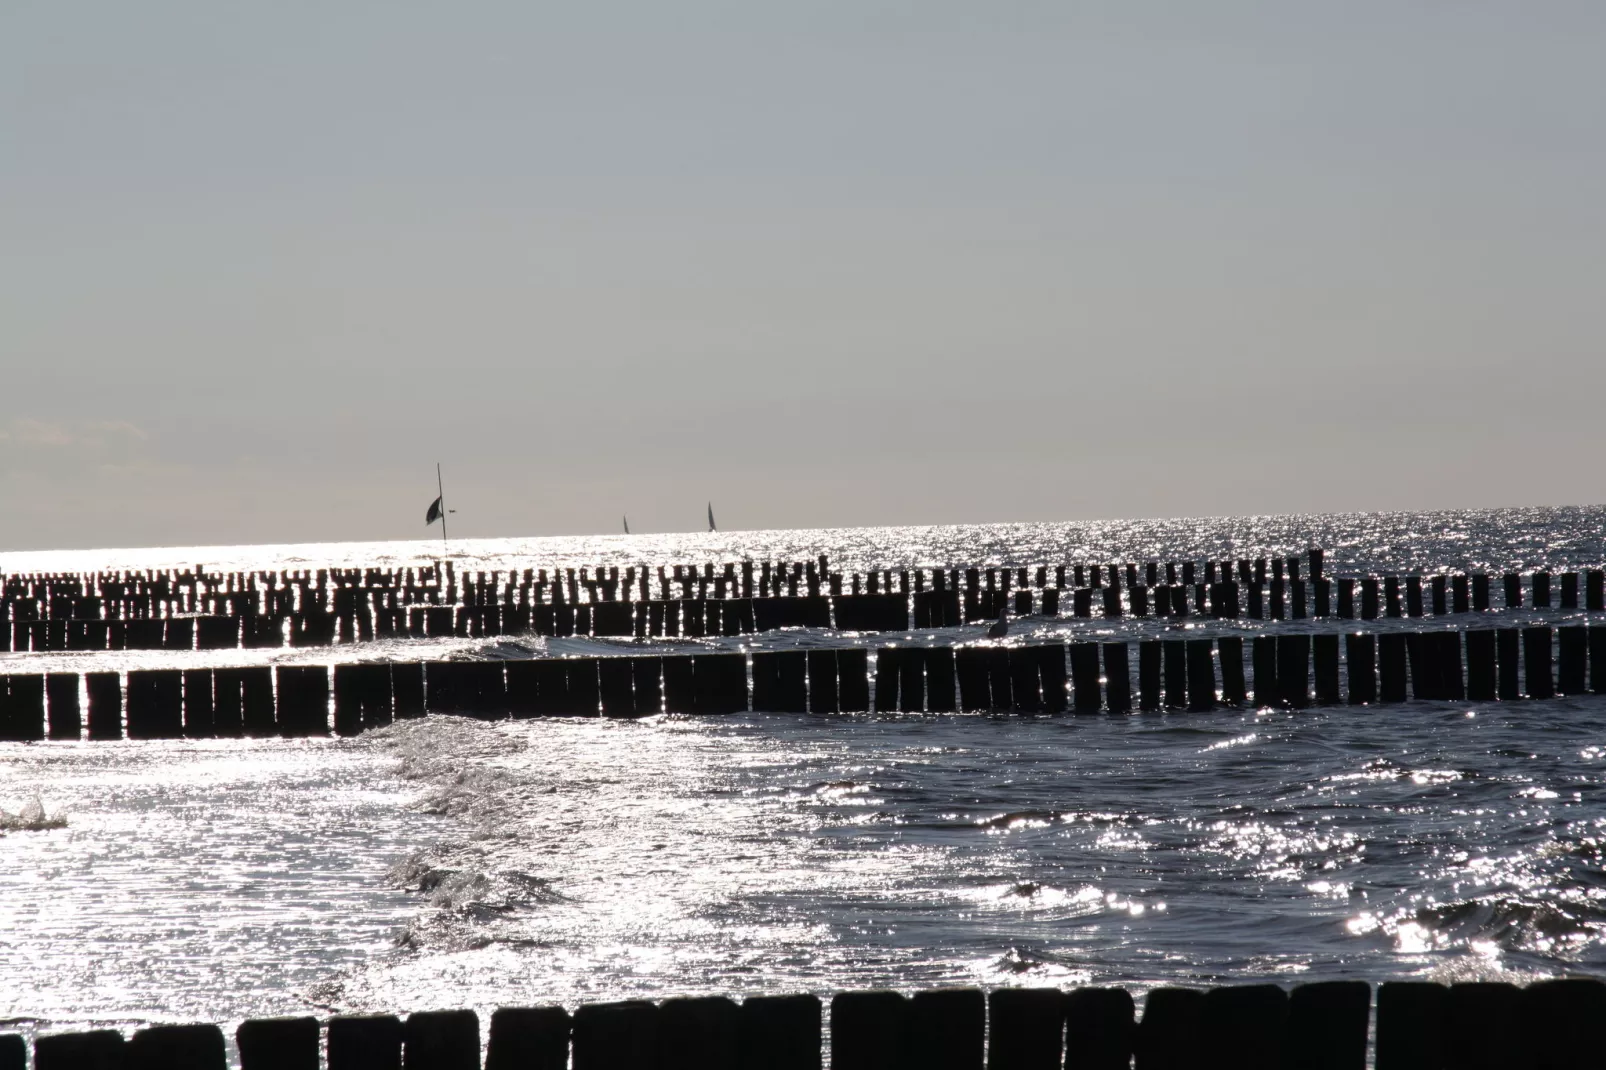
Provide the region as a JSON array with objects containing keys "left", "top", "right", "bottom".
[{"left": 1, "top": 507, "right": 1603, "bottom": 1040}]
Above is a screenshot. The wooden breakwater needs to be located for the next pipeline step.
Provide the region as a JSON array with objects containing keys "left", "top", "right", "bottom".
[
  {"left": 3, "top": 624, "right": 1605, "bottom": 740},
  {"left": 2, "top": 978, "right": 1602, "bottom": 1070},
  {"left": 5, "top": 548, "right": 1605, "bottom": 652}
]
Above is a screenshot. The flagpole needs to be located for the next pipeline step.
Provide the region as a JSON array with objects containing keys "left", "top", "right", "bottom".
[{"left": 436, "top": 462, "right": 448, "bottom": 557}]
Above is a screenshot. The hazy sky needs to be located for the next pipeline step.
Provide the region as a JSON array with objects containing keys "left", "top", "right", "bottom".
[{"left": 4, "top": 2, "right": 1603, "bottom": 550}]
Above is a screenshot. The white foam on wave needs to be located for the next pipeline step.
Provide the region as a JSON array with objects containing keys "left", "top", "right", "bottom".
[{"left": 0, "top": 798, "right": 67, "bottom": 832}]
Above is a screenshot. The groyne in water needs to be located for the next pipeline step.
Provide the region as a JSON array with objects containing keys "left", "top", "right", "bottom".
[
  {"left": 1, "top": 622, "right": 1605, "bottom": 739},
  {"left": 3, "top": 978, "right": 1602, "bottom": 1069},
  {"left": 6, "top": 547, "right": 1606, "bottom": 650}
]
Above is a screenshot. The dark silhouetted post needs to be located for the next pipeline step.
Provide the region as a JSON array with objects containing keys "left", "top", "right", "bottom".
[
  {"left": 46, "top": 673, "right": 81, "bottom": 741},
  {"left": 237, "top": 1018, "right": 320, "bottom": 1070},
  {"left": 486, "top": 1007, "right": 571, "bottom": 1070},
  {"left": 1524, "top": 626, "right": 1554, "bottom": 699},
  {"left": 987, "top": 988, "right": 1064, "bottom": 1070},
  {"left": 1466, "top": 630, "right": 1497, "bottom": 701},
  {"left": 908, "top": 990, "right": 983, "bottom": 1070},
  {"left": 1379, "top": 634, "right": 1407, "bottom": 703},
  {"left": 572, "top": 1001, "right": 660, "bottom": 1070},
  {"left": 1136, "top": 988, "right": 1203, "bottom": 1070},
  {"left": 739, "top": 994, "right": 821, "bottom": 1070},
  {"left": 327, "top": 1015, "right": 403, "bottom": 1070},
  {"left": 1497, "top": 628, "right": 1521, "bottom": 701},
  {"left": 1375, "top": 982, "right": 1446, "bottom": 1070},
  {"left": 1187, "top": 639, "right": 1215, "bottom": 711},
  {"left": 1218, "top": 637, "right": 1246, "bottom": 705},
  {"left": 1064, "top": 988, "right": 1134, "bottom": 1070},
  {"left": 1557, "top": 626, "right": 1586, "bottom": 695},
  {"left": 404, "top": 1010, "right": 479, "bottom": 1070},
  {"left": 1252, "top": 636, "right": 1277, "bottom": 707},
  {"left": 1138, "top": 642, "right": 1161, "bottom": 712},
  {"left": 1346, "top": 634, "right": 1376, "bottom": 705},
  {"left": 1163, "top": 640, "right": 1187, "bottom": 710},
  {"left": 1200, "top": 985, "right": 1286, "bottom": 1070},
  {"left": 126, "top": 1024, "right": 227, "bottom": 1070},
  {"left": 831, "top": 992, "right": 906, "bottom": 1070},
  {"left": 1313, "top": 635, "right": 1340, "bottom": 705},
  {"left": 1104, "top": 643, "right": 1131, "bottom": 713}
]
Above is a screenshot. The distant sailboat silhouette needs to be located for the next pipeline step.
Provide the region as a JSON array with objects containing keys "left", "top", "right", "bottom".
[
  {"left": 425, "top": 463, "right": 456, "bottom": 554},
  {"left": 707, "top": 502, "right": 717, "bottom": 532},
  {"left": 623, "top": 515, "right": 630, "bottom": 535}
]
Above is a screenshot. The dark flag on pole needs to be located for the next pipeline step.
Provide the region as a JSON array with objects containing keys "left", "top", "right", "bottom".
[{"left": 426, "top": 496, "right": 444, "bottom": 526}]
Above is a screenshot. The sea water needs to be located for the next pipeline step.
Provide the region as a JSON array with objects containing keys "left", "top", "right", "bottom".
[{"left": 1, "top": 507, "right": 1602, "bottom": 1040}]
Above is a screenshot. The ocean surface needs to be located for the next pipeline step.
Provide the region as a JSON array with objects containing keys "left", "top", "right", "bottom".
[{"left": 1, "top": 507, "right": 1603, "bottom": 1046}]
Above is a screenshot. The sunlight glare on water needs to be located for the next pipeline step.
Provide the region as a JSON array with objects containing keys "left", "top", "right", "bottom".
[{"left": 1, "top": 507, "right": 1604, "bottom": 1036}]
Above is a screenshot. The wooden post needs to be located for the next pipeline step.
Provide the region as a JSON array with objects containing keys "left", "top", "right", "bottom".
[
  {"left": 1252, "top": 636, "right": 1277, "bottom": 707},
  {"left": 1218, "top": 637, "right": 1246, "bottom": 705},
  {"left": 1346, "top": 634, "right": 1376, "bottom": 704},
  {"left": 1379, "top": 634, "right": 1408, "bottom": 703},
  {"left": 1504, "top": 573, "right": 1522, "bottom": 609},
  {"left": 830, "top": 992, "right": 906, "bottom": 1070},
  {"left": 404, "top": 1011, "right": 479, "bottom": 1070},
  {"left": 907, "top": 990, "right": 983, "bottom": 1070},
  {"left": 486, "top": 1007, "right": 571, "bottom": 1070},
  {"left": 126, "top": 1025, "right": 227, "bottom": 1070},
  {"left": 1064, "top": 988, "right": 1134, "bottom": 1070},
  {"left": 1138, "top": 642, "right": 1161, "bottom": 712},
  {"left": 46, "top": 673, "right": 81, "bottom": 741},
  {"left": 1313, "top": 634, "right": 1340, "bottom": 705},
  {"left": 1187, "top": 639, "right": 1216, "bottom": 711},
  {"left": 1163, "top": 640, "right": 1187, "bottom": 710},
  {"left": 327, "top": 1015, "right": 403, "bottom": 1070},
  {"left": 1104, "top": 643, "right": 1131, "bottom": 713},
  {"left": 1277, "top": 634, "right": 1310, "bottom": 708},
  {"left": 987, "top": 988, "right": 1065, "bottom": 1070},
  {"left": 572, "top": 1001, "right": 660, "bottom": 1070},
  {"left": 1136, "top": 989, "right": 1203, "bottom": 1070},
  {"left": 1445, "top": 983, "right": 1524, "bottom": 1070},
  {"left": 660, "top": 996, "right": 739, "bottom": 1070},
  {"left": 1466, "top": 630, "right": 1497, "bottom": 701},
  {"left": 1524, "top": 626, "right": 1554, "bottom": 699},
  {"left": 1070, "top": 643, "right": 1101, "bottom": 713},
  {"left": 1375, "top": 982, "right": 1446, "bottom": 1070},
  {"left": 1200, "top": 985, "right": 1287, "bottom": 1070},
  {"left": 1497, "top": 628, "right": 1521, "bottom": 700},
  {"left": 1558, "top": 626, "right": 1587, "bottom": 695},
  {"left": 1520, "top": 978, "right": 1606, "bottom": 1070},
  {"left": 1560, "top": 572, "right": 1579, "bottom": 609},
  {"left": 740, "top": 994, "right": 821, "bottom": 1070}
]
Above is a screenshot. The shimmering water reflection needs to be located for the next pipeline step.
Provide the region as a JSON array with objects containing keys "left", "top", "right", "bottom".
[
  {"left": 2, "top": 507, "right": 1605, "bottom": 1034},
  {"left": 9, "top": 695, "right": 1600, "bottom": 1033}
]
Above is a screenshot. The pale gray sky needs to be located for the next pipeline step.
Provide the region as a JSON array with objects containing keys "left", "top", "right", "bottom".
[{"left": 4, "top": 2, "right": 1603, "bottom": 550}]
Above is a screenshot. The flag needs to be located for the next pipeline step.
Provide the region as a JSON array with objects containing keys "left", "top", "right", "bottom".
[{"left": 426, "top": 496, "right": 443, "bottom": 525}]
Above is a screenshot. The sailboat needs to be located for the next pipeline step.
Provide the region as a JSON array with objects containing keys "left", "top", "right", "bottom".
[
  {"left": 623, "top": 516, "right": 630, "bottom": 535},
  {"left": 707, "top": 502, "right": 717, "bottom": 532}
]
